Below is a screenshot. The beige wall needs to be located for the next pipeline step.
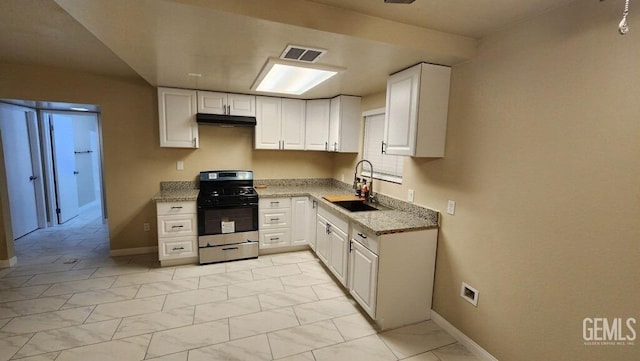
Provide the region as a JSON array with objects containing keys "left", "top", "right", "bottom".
[
  {"left": 0, "top": 63, "right": 332, "bottom": 252},
  {"left": 336, "top": 1, "right": 639, "bottom": 360}
]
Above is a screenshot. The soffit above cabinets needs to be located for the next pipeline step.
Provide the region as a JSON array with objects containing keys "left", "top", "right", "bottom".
[{"left": 1, "top": 1, "right": 578, "bottom": 99}]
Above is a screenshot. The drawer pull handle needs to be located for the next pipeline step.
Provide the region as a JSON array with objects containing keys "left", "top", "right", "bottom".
[
  {"left": 171, "top": 206, "right": 183, "bottom": 209},
  {"left": 172, "top": 246, "right": 185, "bottom": 251},
  {"left": 171, "top": 225, "right": 184, "bottom": 229},
  {"left": 270, "top": 237, "right": 280, "bottom": 241},
  {"left": 270, "top": 201, "right": 280, "bottom": 205},
  {"left": 357, "top": 232, "right": 367, "bottom": 239},
  {"left": 222, "top": 247, "right": 239, "bottom": 251},
  {"left": 270, "top": 218, "right": 280, "bottom": 222}
]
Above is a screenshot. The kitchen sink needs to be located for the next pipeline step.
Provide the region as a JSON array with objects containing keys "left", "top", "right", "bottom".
[{"left": 332, "top": 200, "right": 381, "bottom": 212}]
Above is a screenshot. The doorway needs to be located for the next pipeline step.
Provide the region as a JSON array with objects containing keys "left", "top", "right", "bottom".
[{"left": 0, "top": 101, "right": 107, "bottom": 246}]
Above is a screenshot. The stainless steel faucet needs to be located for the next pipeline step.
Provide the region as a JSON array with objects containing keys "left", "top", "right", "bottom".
[{"left": 354, "top": 159, "right": 374, "bottom": 201}]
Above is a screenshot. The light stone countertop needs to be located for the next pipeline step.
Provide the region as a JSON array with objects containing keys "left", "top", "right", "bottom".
[
  {"left": 256, "top": 184, "right": 440, "bottom": 236},
  {"left": 151, "top": 179, "right": 440, "bottom": 235}
]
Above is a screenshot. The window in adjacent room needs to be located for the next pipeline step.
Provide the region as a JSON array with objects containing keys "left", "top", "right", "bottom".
[{"left": 361, "top": 110, "right": 403, "bottom": 183}]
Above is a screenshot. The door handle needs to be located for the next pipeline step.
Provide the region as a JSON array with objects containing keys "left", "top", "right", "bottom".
[
  {"left": 73, "top": 171, "right": 79, "bottom": 175},
  {"left": 29, "top": 175, "right": 38, "bottom": 181},
  {"left": 381, "top": 141, "right": 386, "bottom": 154}
]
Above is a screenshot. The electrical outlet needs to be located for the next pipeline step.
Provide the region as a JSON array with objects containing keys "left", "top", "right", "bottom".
[
  {"left": 341, "top": 174, "right": 345, "bottom": 182},
  {"left": 461, "top": 282, "right": 479, "bottom": 307},
  {"left": 176, "top": 160, "right": 184, "bottom": 170},
  {"left": 408, "top": 189, "right": 415, "bottom": 203},
  {"left": 143, "top": 223, "right": 150, "bottom": 232},
  {"left": 447, "top": 200, "right": 456, "bottom": 215}
]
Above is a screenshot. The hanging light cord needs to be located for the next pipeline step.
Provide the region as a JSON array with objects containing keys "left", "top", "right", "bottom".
[{"left": 619, "top": 0, "right": 631, "bottom": 35}]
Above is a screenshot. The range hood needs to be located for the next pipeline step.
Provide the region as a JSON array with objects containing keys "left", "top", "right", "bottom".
[{"left": 196, "top": 113, "right": 257, "bottom": 127}]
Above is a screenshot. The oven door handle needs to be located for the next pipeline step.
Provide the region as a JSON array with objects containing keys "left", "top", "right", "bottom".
[
  {"left": 222, "top": 247, "right": 239, "bottom": 251},
  {"left": 198, "top": 203, "right": 258, "bottom": 209}
]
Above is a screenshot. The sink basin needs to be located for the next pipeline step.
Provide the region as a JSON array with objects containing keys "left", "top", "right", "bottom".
[{"left": 332, "top": 200, "right": 380, "bottom": 212}]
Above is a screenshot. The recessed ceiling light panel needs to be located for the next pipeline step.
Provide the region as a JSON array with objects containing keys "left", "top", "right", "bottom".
[{"left": 252, "top": 58, "right": 343, "bottom": 96}]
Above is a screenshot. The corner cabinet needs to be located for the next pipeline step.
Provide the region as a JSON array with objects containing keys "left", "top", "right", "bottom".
[
  {"left": 329, "top": 95, "right": 361, "bottom": 153},
  {"left": 158, "top": 87, "right": 198, "bottom": 148},
  {"left": 384, "top": 63, "right": 451, "bottom": 157},
  {"left": 255, "top": 97, "right": 306, "bottom": 150}
]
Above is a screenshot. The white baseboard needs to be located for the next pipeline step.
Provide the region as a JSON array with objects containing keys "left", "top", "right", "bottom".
[
  {"left": 431, "top": 310, "right": 499, "bottom": 361},
  {"left": 0, "top": 256, "right": 17, "bottom": 268},
  {"left": 109, "top": 246, "right": 157, "bottom": 257}
]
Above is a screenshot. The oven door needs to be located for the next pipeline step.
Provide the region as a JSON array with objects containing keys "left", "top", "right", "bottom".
[{"left": 198, "top": 204, "right": 258, "bottom": 236}]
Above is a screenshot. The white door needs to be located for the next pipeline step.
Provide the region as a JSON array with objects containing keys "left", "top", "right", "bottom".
[
  {"left": 305, "top": 99, "right": 330, "bottom": 151},
  {"left": 255, "top": 96, "right": 282, "bottom": 149},
  {"left": 290, "top": 197, "right": 308, "bottom": 245},
  {"left": 329, "top": 96, "right": 341, "bottom": 152},
  {"left": 197, "top": 91, "right": 227, "bottom": 115},
  {"left": 227, "top": 94, "right": 256, "bottom": 116},
  {"left": 51, "top": 114, "right": 79, "bottom": 224},
  {"left": 315, "top": 215, "right": 330, "bottom": 264},
  {"left": 0, "top": 106, "right": 39, "bottom": 239},
  {"left": 158, "top": 87, "right": 198, "bottom": 148},
  {"left": 328, "top": 224, "right": 349, "bottom": 286},
  {"left": 349, "top": 239, "right": 378, "bottom": 318},
  {"left": 281, "top": 99, "right": 306, "bottom": 150},
  {"left": 384, "top": 65, "right": 420, "bottom": 156}
]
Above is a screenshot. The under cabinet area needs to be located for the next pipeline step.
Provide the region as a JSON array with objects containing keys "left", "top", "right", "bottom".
[
  {"left": 384, "top": 62, "right": 451, "bottom": 157},
  {"left": 157, "top": 87, "right": 198, "bottom": 148},
  {"left": 156, "top": 201, "right": 198, "bottom": 266}
]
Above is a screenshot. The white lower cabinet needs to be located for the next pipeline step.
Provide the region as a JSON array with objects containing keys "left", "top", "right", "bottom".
[
  {"left": 348, "top": 223, "right": 438, "bottom": 331},
  {"left": 156, "top": 201, "right": 198, "bottom": 266},
  {"left": 316, "top": 205, "right": 349, "bottom": 286},
  {"left": 259, "top": 197, "right": 311, "bottom": 250},
  {"left": 349, "top": 237, "right": 378, "bottom": 318}
]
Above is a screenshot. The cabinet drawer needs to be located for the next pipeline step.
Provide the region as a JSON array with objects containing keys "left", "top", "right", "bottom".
[
  {"left": 156, "top": 201, "right": 196, "bottom": 215},
  {"left": 259, "top": 209, "right": 291, "bottom": 229},
  {"left": 259, "top": 228, "right": 291, "bottom": 249},
  {"left": 159, "top": 236, "right": 197, "bottom": 260},
  {"left": 259, "top": 197, "right": 291, "bottom": 209},
  {"left": 351, "top": 225, "right": 378, "bottom": 254},
  {"left": 158, "top": 214, "right": 196, "bottom": 237}
]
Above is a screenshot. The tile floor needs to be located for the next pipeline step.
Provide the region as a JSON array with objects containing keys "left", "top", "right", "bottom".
[{"left": 0, "top": 206, "right": 480, "bottom": 361}]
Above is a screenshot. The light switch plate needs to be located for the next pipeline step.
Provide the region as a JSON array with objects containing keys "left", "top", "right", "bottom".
[
  {"left": 177, "top": 160, "right": 184, "bottom": 170},
  {"left": 408, "top": 189, "right": 415, "bottom": 203},
  {"left": 447, "top": 200, "right": 456, "bottom": 215}
]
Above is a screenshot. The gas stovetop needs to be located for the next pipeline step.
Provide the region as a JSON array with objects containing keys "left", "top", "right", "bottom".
[{"left": 197, "top": 170, "right": 258, "bottom": 207}]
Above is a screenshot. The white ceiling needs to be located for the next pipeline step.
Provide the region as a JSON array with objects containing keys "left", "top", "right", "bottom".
[{"left": 1, "top": 0, "right": 578, "bottom": 99}]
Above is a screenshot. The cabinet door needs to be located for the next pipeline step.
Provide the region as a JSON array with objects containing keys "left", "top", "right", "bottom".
[
  {"left": 290, "top": 197, "right": 308, "bottom": 246},
  {"left": 197, "top": 91, "right": 227, "bottom": 115},
  {"left": 255, "top": 96, "right": 282, "bottom": 149},
  {"left": 305, "top": 99, "right": 330, "bottom": 151},
  {"left": 158, "top": 87, "right": 198, "bottom": 148},
  {"left": 307, "top": 199, "right": 317, "bottom": 251},
  {"left": 329, "top": 96, "right": 340, "bottom": 152},
  {"left": 228, "top": 94, "right": 256, "bottom": 116},
  {"left": 281, "top": 99, "right": 306, "bottom": 150},
  {"left": 384, "top": 65, "right": 420, "bottom": 156},
  {"left": 328, "top": 224, "right": 349, "bottom": 286},
  {"left": 315, "top": 215, "right": 330, "bottom": 264},
  {"left": 349, "top": 239, "right": 378, "bottom": 318}
]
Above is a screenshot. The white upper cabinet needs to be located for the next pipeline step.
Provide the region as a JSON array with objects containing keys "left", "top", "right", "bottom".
[
  {"left": 329, "top": 95, "right": 361, "bottom": 153},
  {"left": 281, "top": 99, "right": 306, "bottom": 150},
  {"left": 384, "top": 63, "right": 451, "bottom": 157},
  {"left": 305, "top": 99, "right": 330, "bottom": 151},
  {"left": 197, "top": 91, "right": 255, "bottom": 116},
  {"left": 158, "top": 87, "right": 198, "bottom": 148},
  {"left": 255, "top": 97, "right": 305, "bottom": 150}
]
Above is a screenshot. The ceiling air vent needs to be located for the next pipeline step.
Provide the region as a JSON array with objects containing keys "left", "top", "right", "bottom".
[{"left": 280, "top": 45, "right": 327, "bottom": 63}]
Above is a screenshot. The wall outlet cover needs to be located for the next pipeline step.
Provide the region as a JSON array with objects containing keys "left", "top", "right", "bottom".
[
  {"left": 447, "top": 200, "right": 456, "bottom": 215},
  {"left": 408, "top": 189, "right": 415, "bottom": 203}
]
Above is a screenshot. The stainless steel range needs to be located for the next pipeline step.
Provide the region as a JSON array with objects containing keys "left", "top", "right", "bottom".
[{"left": 197, "top": 170, "right": 259, "bottom": 264}]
